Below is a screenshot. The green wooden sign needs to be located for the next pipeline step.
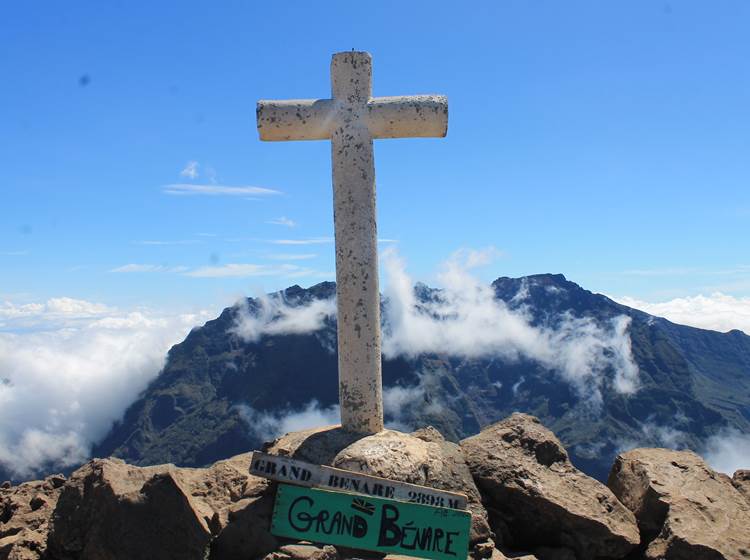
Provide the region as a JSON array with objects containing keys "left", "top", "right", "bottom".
[{"left": 271, "top": 484, "right": 471, "bottom": 560}]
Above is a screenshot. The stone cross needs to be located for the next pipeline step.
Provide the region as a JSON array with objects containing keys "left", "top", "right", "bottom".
[{"left": 257, "top": 51, "right": 448, "bottom": 434}]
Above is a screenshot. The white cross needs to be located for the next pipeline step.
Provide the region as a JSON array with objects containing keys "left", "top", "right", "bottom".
[{"left": 257, "top": 51, "right": 448, "bottom": 434}]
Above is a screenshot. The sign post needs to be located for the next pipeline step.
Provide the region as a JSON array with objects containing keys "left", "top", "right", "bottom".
[
  {"left": 250, "top": 451, "right": 468, "bottom": 510},
  {"left": 271, "top": 484, "right": 471, "bottom": 560}
]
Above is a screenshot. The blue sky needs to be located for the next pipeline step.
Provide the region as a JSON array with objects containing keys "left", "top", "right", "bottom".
[{"left": 2, "top": 0, "right": 749, "bottom": 313}]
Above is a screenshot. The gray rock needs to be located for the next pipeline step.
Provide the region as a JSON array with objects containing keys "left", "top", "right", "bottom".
[
  {"left": 461, "top": 413, "right": 639, "bottom": 560},
  {"left": 609, "top": 448, "right": 750, "bottom": 560},
  {"left": 732, "top": 470, "right": 750, "bottom": 506},
  {"left": 277, "top": 543, "right": 339, "bottom": 559},
  {"left": 47, "top": 459, "right": 213, "bottom": 560},
  {"left": 46, "top": 454, "right": 276, "bottom": 560},
  {"left": 0, "top": 475, "right": 62, "bottom": 560}
]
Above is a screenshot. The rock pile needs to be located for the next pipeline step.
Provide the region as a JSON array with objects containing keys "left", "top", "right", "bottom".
[{"left": 1, "top": 414, "right": 748, "bottom": 560}]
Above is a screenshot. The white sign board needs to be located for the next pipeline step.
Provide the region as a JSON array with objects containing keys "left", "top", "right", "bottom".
[{"left": 249, "top": 451, "right": 468, "bottom": 510}]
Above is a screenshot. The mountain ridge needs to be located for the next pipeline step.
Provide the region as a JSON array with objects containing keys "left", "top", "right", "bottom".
[{"left": 87, "top": 273, "right": 750, "bottom": 482}]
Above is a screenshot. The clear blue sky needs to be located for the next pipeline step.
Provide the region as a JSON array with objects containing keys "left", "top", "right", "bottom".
[{"left": 2, "top": 1, "right": 749, "bottom": 312}]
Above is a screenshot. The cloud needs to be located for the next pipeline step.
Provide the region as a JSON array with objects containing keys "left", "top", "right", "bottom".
[
  {"left": 266, "top": 254, "right": 318, "bottom": 261},
  {"left": 110, "top": 264, "right": 188, "bottom": 273},
  {"left": 381, "top": 249, "right": 640, "bottom": 403},
  {"left": 186, "top": 263, "right": 314, "bottom": 279},
  {"left": 180, "top": 161, "right": 199, "bottom": 179},
  {"left": 382, "top": 384, "right": 426, "bottom": 432},
  {"left": 271, "top": 237, "right": 334, "bottom": 245},
  {"left": 135, "top": 240, "right": 200, "bottom": 246},
  {"left": 621, "top": 268, "right": 698, "bottom": 277},
  {"left": 703, "top": 428, "right": 750, "bottom": 475},
  {"left": 230, "top": 294, "right": 336, "bottom": 342},
  {"left": 0, "top": 250, "right": 28, "bottom": 256},
  {"left": 611, "top": 417, "right": 749, "bottom": 476},
  {"left": 110, "top": 262, "right": 326, "bottom": 279},
  {"left": 235, "top": 401, "right": 340, "bottom": 442},
  {"left": 382, "top": 372, "right": 450, "bottom": 432},
  {"left": 613, "top": 293, "right": 750, "bottom": 334},
  {"left": 0, "top": 298, "right": 113, "bottom": 329},
  {"left": 267, "top": 217, "right": 296, "bottom": 228},
  {"left": 162, "top": 184, "right": 281, "bottom": 197},
  {"left": 511, "top": 376, "right": 526, "bottom": 397},
  {"left": 229, "top": 247, "right": 639, "bottom": 406},
  {"left": 0, "top": 300, "right": 211, "bottom": 478}
]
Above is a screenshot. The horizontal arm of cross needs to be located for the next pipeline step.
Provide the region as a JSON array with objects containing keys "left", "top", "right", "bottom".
[{"left": 257, "top": 95, "right": 448, "bottom": 142}]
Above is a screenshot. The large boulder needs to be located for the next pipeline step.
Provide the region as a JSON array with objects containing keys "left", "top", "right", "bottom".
[
  {"left": 461, "top": 413, "right": 639, "bottom": 560},
  {"left": 608, "top": 448, "right": 750, "bottom": 560},
  {"left": 47, "top": 458, "right": 213, "bottom": 560},
  {"left": 0, "top": 474, "right": 64, "bottom": 560},
  {"left": 265, "top": 425, "right": 492, "bottom": 547},
  {"left": 46, "top": 455, "right": 276, "bottom": 560}
]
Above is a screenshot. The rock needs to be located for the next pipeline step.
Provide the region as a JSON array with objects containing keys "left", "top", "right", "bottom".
[
  {"left": 733, "top": 470, "right": 750, "bottom": 505},
  {"left": 608, "top": 448, "right": 750, "bottom": 560},
  {"left": 47, "top": 454, "right": 276, "bottom": 560},
  {"left": 47, "top": 459, "right": 213, "bottom": 559},
  {"left": 27, "top": 497, "right": 46, "bottom": 513},
  {"left": 277, "top": 543, "right": 339, "bottom": 559},
  {"left": 176, "top": 452, "right": 270, "bottom": 534},
  {"left": 266, "top": 425, "right": 491, "bottom": 545},
  {"left": 532, "top": 546, "right": 577, "bottom": 560},
  {"left": 46, "top": 475, "right": 66, "bottom": 490},
  {"left": 461, "top": 413, "right": 639, "bottom": 560},
  {"left": 474, "top": 539, "right": 497, "bottom": 558},
  {"left": 490, "top": 550, "right": 538, "bottom": 560},
  {"left": 0, "top": 475, "right": 62, "bottom": 560},
  {"left": 209, "top": 491, "right": 278, "bottom": 560}
]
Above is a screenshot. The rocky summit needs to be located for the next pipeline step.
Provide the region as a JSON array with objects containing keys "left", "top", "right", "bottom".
[{"left": 3, "top": 414, "right": 750, "bottom": 560}]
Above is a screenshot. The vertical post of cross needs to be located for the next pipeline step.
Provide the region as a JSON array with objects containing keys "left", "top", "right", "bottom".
[{"left": 329, "top": 52, "right": 383, "bottom": 433}]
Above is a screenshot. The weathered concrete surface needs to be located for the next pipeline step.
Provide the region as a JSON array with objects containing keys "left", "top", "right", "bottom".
[
  {"left": 257, "top": 51, "right": 447, "bottom": 435},
  {"left": 265, "top": 425, "right": 491, "bottom": 546},
  {"left": 330, "top": 52, "right": 383, "bottom": 435},
  {"left": 461, "top": 413, "right": 639, "bottom": 560},
  {"left": 0, "top": 474, "right": 64, "bottom": 560},
  {"left": 608, "top": 448, "right": 750, "bottom": 560}
]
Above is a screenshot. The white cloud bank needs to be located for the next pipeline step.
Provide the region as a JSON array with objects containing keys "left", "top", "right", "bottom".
[
  {"left": 381, "top": 249, "right": 639, "bottom": 403},
  {"left": 267, "top": 217, "right": 296, "bottom": 228},
  {"left": 231, "top": 295, "right": 337, "bottom": 342},
  {"left": 231, "top": 248, "right": 640, "bottom": 405},
  {"left": 234, "top": 378, "right": 440, "bottom": 441},
  {"left": 162, "top": 183, "right": 281, "bottom": 197},
  {"left": 0, "top": 299, "right": 211, "bottom": 478},
  {"left": 614, "top": 417, "right": 750, "bottom": 475},
  {"left": 235, "top": 401, "right": 340, "bottom": 442},
  {"left": 613, "top": 293, "right": 750, "bottom": 335},
  {"left": 703, "top": 429, "right": 750, "bottom": 475}
]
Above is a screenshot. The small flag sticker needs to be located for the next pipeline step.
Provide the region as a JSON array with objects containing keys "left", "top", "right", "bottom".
[{"left": 351, "top": 497, "right": 375, "bottom": 516}]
